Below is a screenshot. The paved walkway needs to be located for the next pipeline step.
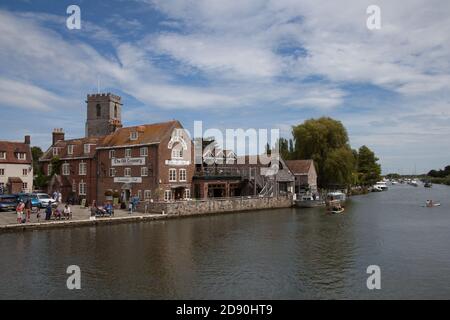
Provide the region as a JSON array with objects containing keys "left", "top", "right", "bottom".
[{"left": 0, "top": 204, "right": 160, "bottom": 229}]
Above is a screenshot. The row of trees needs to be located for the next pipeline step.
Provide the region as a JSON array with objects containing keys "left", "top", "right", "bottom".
[
  {"left": 427, "top": 166, "right": 450, "bottom": 178},
  {"left": 277, "top": 117, "right": 381, "bottom": 189}
]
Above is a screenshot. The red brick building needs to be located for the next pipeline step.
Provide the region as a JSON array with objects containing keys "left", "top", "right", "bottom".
[{"left": 40, "top": 93, "right": 194, "bottom": 205}]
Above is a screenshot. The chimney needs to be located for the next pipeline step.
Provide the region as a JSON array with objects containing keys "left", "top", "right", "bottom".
[
  {"left": 24, "top": 135, "right": 31, "bottom": 145},
  {"left": 52, "top": 128, "right": 65, "bottom": 145}
]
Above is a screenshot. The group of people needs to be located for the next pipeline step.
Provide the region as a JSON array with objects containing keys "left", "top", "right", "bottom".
[
  {"left": 90, "top": 200, "right": 114, "bottom": 218},
  {"left": 16, "top": 198, "right": 72, "bottom": 224}
]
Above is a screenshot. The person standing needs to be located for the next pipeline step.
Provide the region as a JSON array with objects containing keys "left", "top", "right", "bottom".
[
  {"left": 57, "top": 191, "right": 62, "bottom": 204},
  {"left": 45, "top": 204, "right": 52, "bottom": 220},
  {"left": 24, "top": 198, "right": 32, "bottom": 223},
  {"left": 64, "top": 204, "right": 72, "bottom": 220},
  {"left": 16, "top": 200, "right": 25, "bottom": 224}
]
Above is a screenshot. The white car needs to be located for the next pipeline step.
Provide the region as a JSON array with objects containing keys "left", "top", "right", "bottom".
[{"left": 36, "top": 193, "right": 57, "bottom": 208}]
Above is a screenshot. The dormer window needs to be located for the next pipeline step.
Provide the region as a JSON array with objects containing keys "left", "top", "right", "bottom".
[
  {"left": 67, "top": 145, "right": 74, "bottom": 155},
  {"left": 0, "top": 151, "right": 6, "bottom": 160},
  {"left": 53, "top": 147, "right": 59, "bottom": 156},
  {"left": 130, "top": 131, "right": 138, "bottom": 140},
  {"left": 17, "top": 152, "right": 26, "bottom": 160},
  {"left": 84, "top": 144, "right": 90, "bottom": 154}
]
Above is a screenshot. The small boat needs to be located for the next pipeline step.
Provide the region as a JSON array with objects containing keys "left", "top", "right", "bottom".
[
  {"left": 424, "top": 182, "right": 432, "bottom": 188},
  {"left": 330, "top": 208, "right": 345, "bottom": 214},
  {"left": 371, "top": 185, "right": 383, "bottom": 192},
  {"left": 294, "top": 194, "right": 325, "bottom": 208},
  {"left": 374, "top": 181, "right": 388, "bottom": 191},
  {"left": 424, "top": 200, "right": 440, "bottom": 207},
  {"left": 409, "top": 179, "right": 419, "bottom": 187},
  {"left": 326, "top": 191, "right": 346, "bottom": 205}
]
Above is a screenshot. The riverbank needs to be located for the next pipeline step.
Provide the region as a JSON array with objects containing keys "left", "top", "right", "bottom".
[{"left": 0, "top": 196, "right": 293, "bottom": 233}]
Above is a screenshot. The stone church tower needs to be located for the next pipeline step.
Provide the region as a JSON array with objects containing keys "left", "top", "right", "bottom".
[{"left": 85, "top": 93, "right": 123, "bottom": 137}]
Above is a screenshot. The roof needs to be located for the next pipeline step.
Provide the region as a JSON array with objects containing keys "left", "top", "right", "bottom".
[
  {"left": 40, "top": 136, "right": 104, "bottom": 161},
  {"left": 100, "top": 120, "right": 179, "bottom": 148},
  {"left": 286, "top": 160, "right": 314, "bottom": 175},
  {"left": 8, "top": 177, "right": 23, "bottom": 183},
  {"left": 0, "top": 140, "right": 32, "bottom": 164}
]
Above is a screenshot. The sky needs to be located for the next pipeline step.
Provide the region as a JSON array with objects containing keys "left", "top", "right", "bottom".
[{"left": 0, "top": 0, "right": 449, "bottom": 174}]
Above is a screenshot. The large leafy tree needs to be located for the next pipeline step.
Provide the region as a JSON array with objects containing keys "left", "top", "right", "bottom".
[
  {"left": 292, "top": 117, "right": 355, "bottom": 188},
  {"left": 357, "top": 145, "right": 381, "bottom": 186}
]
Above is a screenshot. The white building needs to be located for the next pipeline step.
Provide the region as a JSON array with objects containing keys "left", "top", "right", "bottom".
[{"left": 0, "top": 136, "right": 33, "bottom": 194}]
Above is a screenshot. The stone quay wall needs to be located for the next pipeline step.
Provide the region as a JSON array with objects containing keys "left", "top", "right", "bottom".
[{"left": 140, "top": 195, "right": 294, "bottom": 216}]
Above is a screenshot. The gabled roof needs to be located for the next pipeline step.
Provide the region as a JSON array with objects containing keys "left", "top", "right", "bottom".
[
  {"left": 0, "top": 141, "right": 32, "bottom": 164},
  {"left": 100, "top": 120, "right": 179, "bottom": 148},
  {"left": 285, "top": 160, "right": 314, "bottom": 175}
]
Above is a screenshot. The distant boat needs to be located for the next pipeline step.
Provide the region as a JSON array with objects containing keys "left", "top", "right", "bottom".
[
  {"left": 326, "top": 191, "right": 346, "bottom": 205},
  {"left": 424, "top": 182, "right": 432, "bottom": 188},
  {"left": 294, "top": 194, "right": 325, "bottom": 208},
  {"left": 371, "top": 185, "right": 383, "bottom": 192},
  {"left": 374, "top": 181, "right": 388, "bottom": 191},
  {"left": 409, "top": 179, "right": 419, "bottom": 187},
  {"left": 424, "top": 200, "right": 440, "bottom": 207}
]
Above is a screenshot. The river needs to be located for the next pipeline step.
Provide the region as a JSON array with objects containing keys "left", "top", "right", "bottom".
[{"left": 1, "top": 183, "right": 449, "bottom": 299}]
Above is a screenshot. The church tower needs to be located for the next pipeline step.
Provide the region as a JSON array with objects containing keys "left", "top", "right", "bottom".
[{"left": 85, "top": 93, "right": 123, "bottom": 137}]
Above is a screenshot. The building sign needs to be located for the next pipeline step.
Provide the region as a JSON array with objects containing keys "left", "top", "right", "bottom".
[
  {"left": 112, "top": 157, "right": 145, "bottom": 166},
  {"left": 165, "top": 159, "right": 191, "bottom": 166},
  {"left": 114, "top": 177, "right": 142, "bottom": 183}
]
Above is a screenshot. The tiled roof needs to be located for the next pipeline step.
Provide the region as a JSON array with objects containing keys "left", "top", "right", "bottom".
[
  {"left": 285, "top": 160, "right": 314, "bottom": 174},
  {"left": 100, "top": 120, "right": 179, "bottom": 148},
  {"left": 0, "top": 141, "right": 32, "bottom": 164},
  {"left": 40, "top": 136, "right": 104, "bottom": 161}
]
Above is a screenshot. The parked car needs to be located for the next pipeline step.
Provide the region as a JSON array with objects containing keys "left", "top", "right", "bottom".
[
  {"left": 35, "top": 193, "right": 57, "bottom": 208},
  {"left": 0, "top": 195, "right": 18, "bottom": 212},
  {"left": 16, "top": 193, "right": 41, "bottom": 208}
]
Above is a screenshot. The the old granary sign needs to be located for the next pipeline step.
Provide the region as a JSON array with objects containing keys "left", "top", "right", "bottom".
[
  {"left": 112, "top": 157, "right": 145, "bottom": 166},
  {"left": 113, "top": 177, "right": 142, "bottom": 183}
]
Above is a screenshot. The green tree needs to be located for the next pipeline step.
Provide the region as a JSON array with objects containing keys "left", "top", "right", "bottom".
[
  {"left": 50, "top": 156, "right": 62, "bottom": 176},
  {"left": 357, "top": 145, "right": 381, "bottom": 186},
  {"left": 31, "top": 146, "right": 43, "bottom": 174},
  {"left": 276, "top": 138, "right": 290, "bottom": 160},
  {"left": 292, "top": 117, "right": 354, "bottom": 187}
]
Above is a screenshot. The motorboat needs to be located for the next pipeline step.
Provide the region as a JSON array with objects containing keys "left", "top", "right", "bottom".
[
  {"left": 409, "top": 180, "right": 419, "bottom": 187},
  {"left": 424, "top": 182, "right": 432, "bottom": 188},
  {"left": 326, "top": 191, "right": 346, "bottom": 205},
  {"left": 424, "top": 200, "right": 440, "bottom": 207},
  {"left": 371, "top": 185, "right": 383, "bottom": 192},
  {"left": 374, "top": 181, "right": 388, "bottom": 191},
  {"left": 326, "top": 199, "right": 345, "bottom": 214},
  {"left": 294, "top": 194, "right": 325, "bottom": 208}
]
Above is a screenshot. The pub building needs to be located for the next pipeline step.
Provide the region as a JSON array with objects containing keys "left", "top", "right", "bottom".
[{"left": 40, "top": 93, "right": 194, "bottom": 205}]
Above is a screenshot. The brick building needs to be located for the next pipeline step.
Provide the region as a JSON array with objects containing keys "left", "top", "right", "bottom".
[
  {"left": 0, "top": 136, "right": 33, "bottom": 194},
  {"left": 40, "top": 93, "right": 194, "bottom": 205}
]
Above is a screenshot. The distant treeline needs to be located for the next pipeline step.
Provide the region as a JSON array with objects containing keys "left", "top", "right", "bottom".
[{"left": 426, "top": 165, "right": 450, "bottom": 185}]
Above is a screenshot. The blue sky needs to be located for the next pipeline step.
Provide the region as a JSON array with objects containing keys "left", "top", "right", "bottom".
[{"left": 1, "top": 0, "right": 449, "bottom": 174}]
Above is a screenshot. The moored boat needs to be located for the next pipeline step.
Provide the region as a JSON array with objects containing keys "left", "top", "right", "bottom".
[
  {"left": 424, "top": 182, "right": 432, "bottom": 188},
  {"left": 294, "top": 194, "right": 325, "bottom": 208}
]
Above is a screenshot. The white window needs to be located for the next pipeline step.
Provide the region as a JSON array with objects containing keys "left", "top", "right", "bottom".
[
  {"left": 67, "top": 145, "right": 74, "bottom": 155},
  {"left": 83, "top": 144, "right": 90, "bottom": 154},
  {"left": 169, "top": 168, "right": 177, "bottom": 182},
  {"left": 140, "top": 147, "right": 148, "bottom": 157},
  {"left": 109, "top": 150, "right": 115, "bottom": 158},
  {"left": 137, "top": 190, "right": 142, "bottom": 200},
  {"left": 141, "top": 167, "right": 148, "bottom": 177},
  {"left": 179, "top": 169, "right": 187, "bottom": 182},
  {"left": 62, "top": 163, "right": 70, "bottom": 176},
  {"left": 172, "top": 148, "right": 183, "bottom": 159},
  {"left": 52, "top": 148, "right": 59, "bottom": 156},
  {"left": 130, "top": 131, "right": 138, "bottom": 140},
  {"left": 22, "top": 182, "right": 28, "bottom": 191},
  {"left": 17, "top": 152, "right": 26, "bottom": 160},
  {"left": 72, "top": 180, "right": 76, "bottom": 193},
  {"left": 47, "top": 164, "right": 52, "bottom": 176},
  {"left": 164, "top": 190, "right": 172, "bottom": 202},
  {"left": 0, "top": 152, "right": 5, "bottom": 160},
  {"left": 109, "top": 168, "right": 116, "bottom": 177},
  {"left": 0, "top": 168, "right": 4, "bottom": 176},
  {"left": 184, "top": 189, "right": 191, "bottom": 199},
  {"left": 125, "top": 168, "right": 131, "bottom": 177},
  {"left": 125, "top": 148, "right": 132, "bottom": 157},
  {"left": 144, "top": 190, "right": 151, "bottom": 199},
  {"left": 79, "top": 181, "right": 86, "bottom": 195},
  {"left": 79, "top": 162, "right": 87, "bottom": 175}
]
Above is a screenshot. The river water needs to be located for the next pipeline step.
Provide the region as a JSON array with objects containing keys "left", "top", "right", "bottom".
[{"left": 1, "top": 184, "right": 449, "bottom": 299}]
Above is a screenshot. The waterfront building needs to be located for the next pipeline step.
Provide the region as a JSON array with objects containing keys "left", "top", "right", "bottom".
[
  {"left": 285, "top": 160, "right": 318, "bottom": 194},
  {"left": 0, "top": 136, "right": 33, "bottom": 194},
  {"left": 40, "top": 93, "right": 194, "bottom": 205}
]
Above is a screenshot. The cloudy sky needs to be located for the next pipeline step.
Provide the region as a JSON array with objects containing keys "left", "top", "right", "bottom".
[{"left": 0, "top": 0, "right": 449, "bottom": 174}]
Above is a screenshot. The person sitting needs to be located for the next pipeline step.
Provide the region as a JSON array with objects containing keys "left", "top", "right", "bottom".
[
  {"left": 105, "top": 202, "right": 113, "bottom": 216},
  {"left": 63, "top": 204, "right": 72, "bottom": 220},
  {"left": 53, "top": 208, "right": 62, "bottom": 220}
]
